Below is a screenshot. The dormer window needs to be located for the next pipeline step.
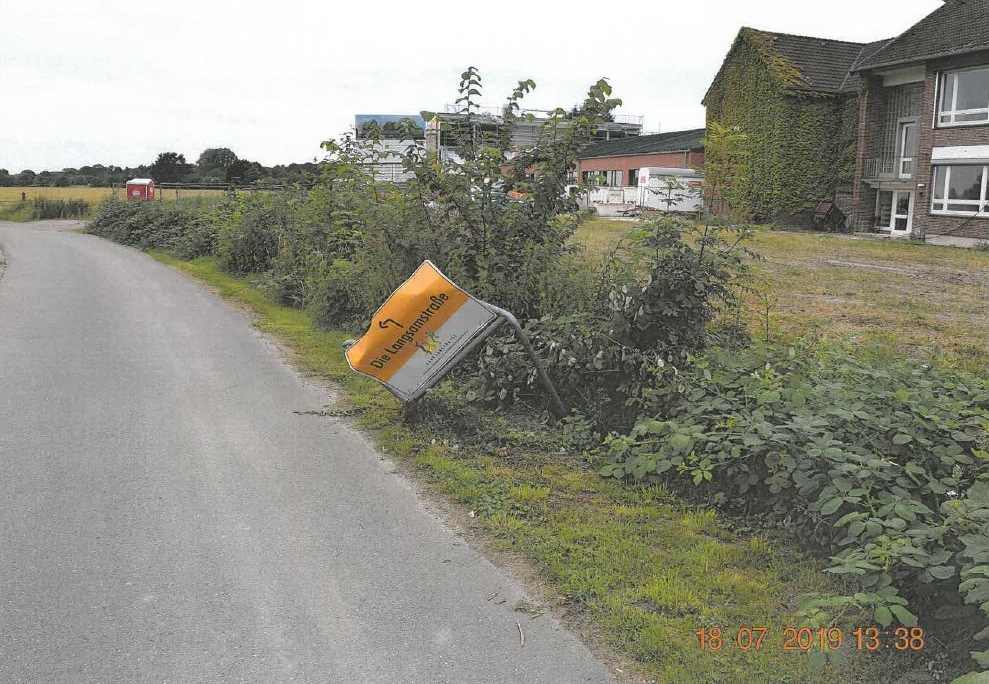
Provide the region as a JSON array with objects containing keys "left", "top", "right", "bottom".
[{"left": 938, "top": 65, "right": 989, "bottom": 126}]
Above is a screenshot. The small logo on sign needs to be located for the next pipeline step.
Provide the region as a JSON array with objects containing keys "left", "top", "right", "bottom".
[{"left": 415, "top": 332, "right": 440, "bottom": 354}]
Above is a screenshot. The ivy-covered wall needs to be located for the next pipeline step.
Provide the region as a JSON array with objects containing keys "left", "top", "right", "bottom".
[{"left": 704, "top": 30, "right": 859, "bottom": 220}]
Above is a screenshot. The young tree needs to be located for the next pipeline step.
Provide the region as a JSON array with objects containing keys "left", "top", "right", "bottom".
[{"left": 393, "top": 67, "right": 622, "bottom": 318}]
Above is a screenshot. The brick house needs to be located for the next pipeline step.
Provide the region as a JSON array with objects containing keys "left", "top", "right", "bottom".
[
  {"left": 703, "top": 28, "right": 878, "bottom": 223},
  {"left": 850, "top": 0, "right": 989, "bottom": 245},
  {"left": 574, "top": 129, "right": 705, "bottom": 187}
]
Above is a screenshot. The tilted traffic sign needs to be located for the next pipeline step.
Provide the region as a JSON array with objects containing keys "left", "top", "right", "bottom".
[{"left": 344, "top": 261, "right": 502, "bottom": 401}]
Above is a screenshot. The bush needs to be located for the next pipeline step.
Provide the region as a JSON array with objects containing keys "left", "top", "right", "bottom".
[
  {"left": 216, "top": 193, "right": 286, "bottom": 275},
  {"left": 87, "top": 198, "right": 164, "bottom": 245},
  {"left": 602, "top": 341, "right": 989, "bottom": 668},
  {"left": 31, "top": 197, "right": 91, "bottom": 219},
  {"left": 470, "top": 215, "right": 751, "bottom": 428},
  {"left": 87, "top": 198, "right": 219, "bottom": 255}
]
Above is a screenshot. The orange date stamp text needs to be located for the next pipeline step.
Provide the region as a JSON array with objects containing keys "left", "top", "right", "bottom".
[{"left": 695, "top": 626, "right": 925, "bottom": 652}]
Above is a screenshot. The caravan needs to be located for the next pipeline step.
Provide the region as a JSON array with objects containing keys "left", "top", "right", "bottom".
[
  {"left": 636, "top": 167, "right": 704, "bottom": 213},
  {"left": 581, "top": 167, "right": 705, "bottom": 216}
]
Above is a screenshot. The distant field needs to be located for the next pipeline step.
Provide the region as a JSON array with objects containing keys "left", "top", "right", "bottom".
[
  {"left": 0, "top": 186, "right": 225, "bottom": 204},
  {"left": 0, "top": 186, "right": 114, "bottom": 202},
  {"left": 573, "top": 218, "right": 989, "bottom": 374}
]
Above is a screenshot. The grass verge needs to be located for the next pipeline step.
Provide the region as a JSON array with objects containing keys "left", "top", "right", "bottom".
[
  {"left": 0, "top": 199, "right": 93, "bottom": 221},
  {"left": 148, "top": 251, "right": 922, "bottom": 683},
  {"left": 0, "top": 202, "right": 39, "bottom": 221}
]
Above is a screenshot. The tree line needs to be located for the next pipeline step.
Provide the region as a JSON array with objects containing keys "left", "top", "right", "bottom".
[{"left": 0, "top": 147, "right": 321, "bottom": 188}]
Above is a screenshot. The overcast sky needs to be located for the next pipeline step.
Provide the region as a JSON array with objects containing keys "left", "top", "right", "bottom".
[{"left": 0, "top": 0, "right": 941, "bottom": 172}]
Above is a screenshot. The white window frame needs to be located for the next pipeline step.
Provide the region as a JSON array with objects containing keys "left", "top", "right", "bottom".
[
  {"left": 931, "top": 163, "right": 989, "bottom": 216},
  {"left": 937, "top": 65, "right": 989, "bottom": 127},
  {"left": 897, "top": 119, "right": 916, "bottom": 178}
]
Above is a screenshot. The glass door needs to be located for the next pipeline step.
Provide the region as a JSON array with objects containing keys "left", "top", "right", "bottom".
[{"left": 890, "top": 191, "right": 913, "bottom": 235}]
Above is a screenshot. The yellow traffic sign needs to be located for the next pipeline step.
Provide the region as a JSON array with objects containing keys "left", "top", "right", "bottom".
[{"left": 344, "top": 261, "right": 501, "bottom": 400}]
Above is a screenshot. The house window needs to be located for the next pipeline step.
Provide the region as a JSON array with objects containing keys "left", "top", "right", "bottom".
[
  {"left": 876, "top": 191, "right": 894, "bottom": 227},
  {"left": 606, "top": 170, "right": 623, "bottom": 187},
  {"left": 931, "top": 164, "right": 988, "bottom": 215},
  {"left": 628, "top": 169, "right": 639, "bottom": 186},
  {"left": 938, "top": 65, "right": 989, "bottom": 126}
]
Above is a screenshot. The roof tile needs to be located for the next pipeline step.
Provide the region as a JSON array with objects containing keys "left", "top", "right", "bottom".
[
  {"left": 855, "top": 0, "right": 989, "bottom": 71},
  {"left": 763, "top": 31, "right": 872, "bottom": 92},
  {"left": 577, "top": 129, "right": 705, "bottom": 160}
]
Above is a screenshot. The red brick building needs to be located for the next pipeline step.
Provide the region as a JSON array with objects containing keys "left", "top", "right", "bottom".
[
  {"left": 575, "top": 129, "right": 705, "bottom": 187},
  {"left": 850, "top": 0, "right": 989, "bottom": 245}
]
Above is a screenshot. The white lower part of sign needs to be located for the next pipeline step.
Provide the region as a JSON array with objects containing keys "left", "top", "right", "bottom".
[{"left": 384, "top": 299, "right": 498, "bottom": 400}]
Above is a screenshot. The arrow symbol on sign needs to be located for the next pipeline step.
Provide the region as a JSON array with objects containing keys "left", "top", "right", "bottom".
[{"left": 379, "top": 318, "right": 403, "bottom": 330}]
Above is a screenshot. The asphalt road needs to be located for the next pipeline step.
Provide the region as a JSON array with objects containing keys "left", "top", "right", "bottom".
[{"left": 0, "top": 221, "right": 614, "bottom": 684}]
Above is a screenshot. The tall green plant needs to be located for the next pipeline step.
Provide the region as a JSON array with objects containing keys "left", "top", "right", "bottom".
[
  {"left": 398, "top": 68, "right": 621, "bottom": 319},
  {"left": 472, "top": 214, "right": 751, "bottom": 427}
]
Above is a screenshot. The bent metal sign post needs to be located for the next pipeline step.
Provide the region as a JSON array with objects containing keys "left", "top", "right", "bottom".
[{"left": 343, "top": 261, "right": 566, "bottom": 417}]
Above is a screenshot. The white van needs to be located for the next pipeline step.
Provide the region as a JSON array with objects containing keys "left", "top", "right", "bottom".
[{"left": 636, "top": 167, "right": 704, "bottom": 213}]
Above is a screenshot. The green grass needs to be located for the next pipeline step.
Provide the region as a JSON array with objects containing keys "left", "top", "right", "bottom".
[
  {"left": 0, "top": 202, "right": 35, "bottom": 221},
  {"left": 572, "top": 216, "right": 637, "bottom": 258},
  {"left": 573, "top": 219, "right": 989, "bottom": 375},
  {"left": 0, "top": 197, "right": 95, "bottom": 221},
  {"left": 148, "top": 251, "right": 916, "bottom": 683}
]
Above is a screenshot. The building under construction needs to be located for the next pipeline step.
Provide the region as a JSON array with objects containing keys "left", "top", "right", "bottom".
[{"left": 424, "top": 105, "right": 643, "bottom": 164}]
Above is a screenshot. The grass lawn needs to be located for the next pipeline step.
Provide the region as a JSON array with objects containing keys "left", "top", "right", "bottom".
[
  {"left": 572, "top": 217, "right": 640, "bottom": 257},
  {"left": 574, "top": 219, "right": 989, "bottom": 375},
  {"left": 145, "top": 251, "right": 924, "bottom": 684}
]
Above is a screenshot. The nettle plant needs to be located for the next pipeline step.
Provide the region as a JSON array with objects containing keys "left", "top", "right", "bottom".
[{"left": 602, "top": 342, "right": 989, "bottom": 676}]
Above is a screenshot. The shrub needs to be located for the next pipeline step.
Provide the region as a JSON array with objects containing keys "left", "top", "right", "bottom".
[
  {"left": 471, "top": 214, "right": 751, "bottom": 428},
  {"left": 602, "top": 341, "right": 989, "bottom": 669},
  {"left": 87, "top": 198, "right": 163, "bottom": 245},
  {"left": 170, "top": 216, "right": 219, "bottom": 259},
  {"left": 215, "top": 194, "right": 286, "bottom": 275},
  {"left": 86, "top": 198, "right": 219, "bottom": 254},
  {"left": 31, "top": 197, "right": 91, "bottom": 219},
  {"left": 387, "top": 69, "right": 621, "bottom": 322}
]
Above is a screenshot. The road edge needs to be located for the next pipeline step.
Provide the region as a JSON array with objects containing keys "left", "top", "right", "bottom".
[{"left": 143, "top": 251, "right": 652, "bottom": 684}]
